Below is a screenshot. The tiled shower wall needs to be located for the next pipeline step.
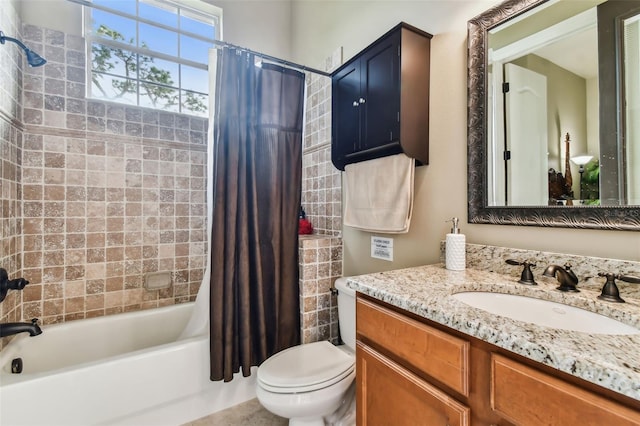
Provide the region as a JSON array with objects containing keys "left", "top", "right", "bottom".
[
  {"left": 0, "top": 0, "right": 25, "bottom": 327},
  {"left": 299, "top": 53, "right": 344, "bottom": 344},
  {"left": 0, "top": 22, "right": 208, "bottom": 332},
  {"left": 302, "top": 69, "right": 341, "bottom": 236},
  {"left": 0, "top": 120, "right": 22, "bottom": 326},
  {"left": 1, "top": 12, "right": 345, "bottom": 348},
  {"left": 299, "top": 235, "right": 342, "bottom": 344}
]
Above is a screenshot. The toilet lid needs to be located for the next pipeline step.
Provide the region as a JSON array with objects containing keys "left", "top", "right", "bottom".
[{"left": 258, "top": 341, "right": 355, "bottom": 393}]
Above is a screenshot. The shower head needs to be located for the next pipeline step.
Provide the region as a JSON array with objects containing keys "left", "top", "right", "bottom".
[
  {"left": 0, "top": 30, "right": 47, "bottom": 67},
  {"left": 24, "top": 48, "right": 47, "bottom": 67}
]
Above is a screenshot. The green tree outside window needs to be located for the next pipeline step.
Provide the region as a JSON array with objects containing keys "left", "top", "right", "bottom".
[{"left": 92, "top": 24, "right": 207, "bottom": 114}]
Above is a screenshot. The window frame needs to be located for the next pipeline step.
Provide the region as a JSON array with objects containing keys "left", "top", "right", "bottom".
[{"left": 84, "top": 0, "right": 222, "bottom": 116}]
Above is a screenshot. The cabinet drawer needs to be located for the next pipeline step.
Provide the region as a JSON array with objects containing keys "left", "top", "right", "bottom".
[
  {"left": 356, "top": 297, "right": 470, "bottom": 396},
  {"left": 491, "top": 354, "right": 640, "bottom": 425},
  {"left": 357, "top": 341, "right": 470, "bottom": 426}
]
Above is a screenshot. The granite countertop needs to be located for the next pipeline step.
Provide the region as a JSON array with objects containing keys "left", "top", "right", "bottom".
[{"left": 346, "top": 264, "right": 640, "bottom": 402}]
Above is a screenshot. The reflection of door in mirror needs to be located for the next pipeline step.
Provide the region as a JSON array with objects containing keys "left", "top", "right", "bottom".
[
  {"left": 504, "top": 63, "right": 548, "bottom": 206},
  {"left": 487, "top": 2, "right": 601, "bottom": 207},
  {"left": 487, "top": 63, "right": 548, "bottom": 206},
  {"left": 625, "top": 14, "right": 640, "bottom": 205}
]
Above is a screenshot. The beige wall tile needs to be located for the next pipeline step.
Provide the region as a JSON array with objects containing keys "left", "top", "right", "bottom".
[{"left": 1, "top": 18, "right": 342, "bottom": 352}]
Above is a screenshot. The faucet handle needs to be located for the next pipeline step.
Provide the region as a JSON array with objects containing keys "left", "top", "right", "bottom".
[
  {"left": 619, "top": 275, "right": 640, "bottom": 284},
  {"left": 597, "top": 273, "right": 625, "bottom": 303},
  {"left": 598, "top": 273, "right": 640, "bottom": 303},
  {"left": 561, "top": 264, "right": 579, "bottom": 283},
  {"left": 0, "top": 269, "right": 30, "bottom": 303},
  {"left": 505, "top": 259, "right": 537, "bottom": 285}
]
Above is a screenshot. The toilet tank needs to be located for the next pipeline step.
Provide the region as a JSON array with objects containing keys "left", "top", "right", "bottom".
[{"left": 334, "top": 277, "right": 356, "bottom": 350}]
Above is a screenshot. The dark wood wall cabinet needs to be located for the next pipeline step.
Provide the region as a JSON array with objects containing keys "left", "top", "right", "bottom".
[{"left": 331, "top": 22, "right": 432, "bottom": 171}]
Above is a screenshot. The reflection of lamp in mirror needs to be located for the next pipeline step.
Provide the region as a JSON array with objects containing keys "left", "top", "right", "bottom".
[{"left": 571, "top": 154, "right": 593, "bottom": 201}]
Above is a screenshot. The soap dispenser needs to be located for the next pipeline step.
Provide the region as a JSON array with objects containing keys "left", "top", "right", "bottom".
[{"left": 445, "top": 217, "right": 466, "bottom": 271}]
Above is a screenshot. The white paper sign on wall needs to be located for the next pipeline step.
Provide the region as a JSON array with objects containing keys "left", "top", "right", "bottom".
[{"left": 371, "top": 236, "right": 393, "bottom": 261}]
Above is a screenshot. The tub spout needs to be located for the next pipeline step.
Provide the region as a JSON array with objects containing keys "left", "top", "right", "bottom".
[{"left": 0, "top": 318, "right": 42, "bottom": 338}]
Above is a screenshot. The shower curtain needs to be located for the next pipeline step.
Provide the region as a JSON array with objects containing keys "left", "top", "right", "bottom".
[{"left": 209, "top": 47, "right": 305, "bottom": 382}]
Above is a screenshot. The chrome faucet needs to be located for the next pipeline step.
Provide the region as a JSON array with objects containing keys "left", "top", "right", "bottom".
[
  {"left": 543, "top": 264, "right": 579, "bottom": 292},
  {"left": 0, "top": 318, "right": 42, "bottom": 338}
]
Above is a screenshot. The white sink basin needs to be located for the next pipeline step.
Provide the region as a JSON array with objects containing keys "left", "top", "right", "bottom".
[{"left": 452, "top": 292, "right": 640, "bottom": 335}]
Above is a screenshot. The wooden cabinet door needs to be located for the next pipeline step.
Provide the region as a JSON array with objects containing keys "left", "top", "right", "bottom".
[
  {"left": 330, "top": 23, "right": 430, "bottom": 170},
  {"left": 332, "top": 60, "right": 361, "bottom": 168},
  {"left": 357, "top": 341, "right": 470, "bottom": 426},
  {"left": 360, "top": 30, "right": 401, "bottom": 151},
  {"left": 357, "top": 297, "right": 470, "bottom": 397},
  {"left": 491, "top": 354, "right": 640, "bottom": 426}
]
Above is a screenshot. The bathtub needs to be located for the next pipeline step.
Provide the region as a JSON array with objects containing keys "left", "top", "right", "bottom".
[{"left": 0, "top": 303, "right": 257, "bottom": 426}]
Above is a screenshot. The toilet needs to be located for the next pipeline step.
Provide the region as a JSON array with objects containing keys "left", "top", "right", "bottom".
[{"left": 256, "top": 277, "right": 356, "bottom": 426}]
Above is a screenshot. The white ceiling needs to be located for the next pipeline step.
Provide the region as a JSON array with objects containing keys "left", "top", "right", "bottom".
[{"left": 533, "top": 26, "right": 599, "bottom": 80}]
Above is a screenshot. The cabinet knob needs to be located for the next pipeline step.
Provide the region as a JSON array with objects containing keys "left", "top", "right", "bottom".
[
  {"left": 359, "top": 97, "right": 366, "bottom": 104},
  {"left": 352, "top": 101, "right": 359, "bottom": 107}
]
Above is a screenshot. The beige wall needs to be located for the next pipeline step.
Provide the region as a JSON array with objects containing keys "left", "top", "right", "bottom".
[
  {"left": 586, "top": 77, "right": 599, "bottom": 157},
  {"left": 206, "top": 0, "right": 292, "bottom": 60},
  {"left": 288, "top": 1, "right": 640, "bottom": 276},
  {"left": 19, "top": 0, "right": 83, "bottom": 35}
]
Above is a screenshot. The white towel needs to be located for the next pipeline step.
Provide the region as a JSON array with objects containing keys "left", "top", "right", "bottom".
[{"left": 343, "top": 154, "right": 415, "bottom": 233}]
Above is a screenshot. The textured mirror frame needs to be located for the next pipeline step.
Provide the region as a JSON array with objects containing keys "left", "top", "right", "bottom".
[{"left": 467, "top": 0, "right": 640, "bottom": 231}]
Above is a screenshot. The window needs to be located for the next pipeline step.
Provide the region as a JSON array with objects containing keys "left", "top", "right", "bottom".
[{"left": 85, "top": 0, "right": 221, "bottom": 117}]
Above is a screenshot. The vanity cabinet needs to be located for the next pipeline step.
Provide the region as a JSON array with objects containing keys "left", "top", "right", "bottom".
[
  {"left": 355, "top": 294, "right": 640, "bottom": 426},
  {"left": 331, "top": 23, "right": 432, "bottom": 171},
  {"left": 491, "top": 354, "right": 640, "bottom": 425},
  {"left": 356, "top": 297, "right": 471, "bottom": 426}
]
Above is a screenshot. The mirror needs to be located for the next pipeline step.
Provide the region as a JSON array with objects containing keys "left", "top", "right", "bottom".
[
  {"left": 468, "top": 0, "right": 640, "bottom": 230},
  {"left": 624, "top": 12, "right": 640, "bottom": 205}
]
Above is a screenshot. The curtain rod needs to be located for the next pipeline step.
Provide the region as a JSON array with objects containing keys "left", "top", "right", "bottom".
[
  {"left": 67, "top": 0, "right": 331, "bottom": 77},
  {"left": 211, "top": 39, "right": 331, "bottom": 77}
]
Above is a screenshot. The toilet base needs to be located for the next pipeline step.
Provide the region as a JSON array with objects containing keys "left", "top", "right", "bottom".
[
  {"left": 289, "top": 418, "right": 325, "bottom": 426},
  {"left": 256, "top": 370, "right": 355, "bottom": 425}
]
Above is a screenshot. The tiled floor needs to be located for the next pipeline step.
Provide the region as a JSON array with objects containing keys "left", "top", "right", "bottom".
[{"left": 185, "top": 398, "right": 287, "bottom": 426}]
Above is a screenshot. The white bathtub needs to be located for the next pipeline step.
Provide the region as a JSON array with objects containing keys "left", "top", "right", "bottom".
[{"left": 0, "top": 303, "right": 256, "bottom": 426}]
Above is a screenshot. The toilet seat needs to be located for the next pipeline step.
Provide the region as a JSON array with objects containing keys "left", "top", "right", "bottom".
[{"left": 257, "top": 341, "right": 355, "bottom": 394}]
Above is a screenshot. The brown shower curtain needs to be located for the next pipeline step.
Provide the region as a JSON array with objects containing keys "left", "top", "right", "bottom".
[{"left": 209, "top": 48, "right": 304, "bottom": 382}]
